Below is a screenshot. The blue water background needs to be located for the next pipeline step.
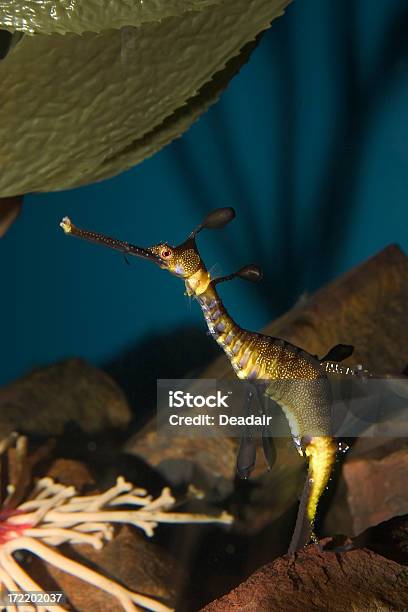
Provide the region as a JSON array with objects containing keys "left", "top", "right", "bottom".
[{"left": 1, "top": 0, "right": 407, "bottom": 387}]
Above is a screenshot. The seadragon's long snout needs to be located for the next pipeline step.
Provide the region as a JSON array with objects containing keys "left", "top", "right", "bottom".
[{"left": 60, "top": 217, "right": 161, "bottom": 264}]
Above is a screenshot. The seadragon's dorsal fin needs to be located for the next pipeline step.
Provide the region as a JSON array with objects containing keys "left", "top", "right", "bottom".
[{"left": 319, "top": 344, "right": 354, "bottom": 363}]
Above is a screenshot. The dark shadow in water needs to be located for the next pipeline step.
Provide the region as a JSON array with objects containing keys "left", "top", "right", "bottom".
[
  {"left": 171, "top": 17, "right": 299, "bottom": 316},
  {"left": 0, "top": 30, "right": 13, "bottom": 59},
  {"left": 306, "top": 1, "right": 408, "bottom": 280},
  {"left": 173, "top": 1, "right": 408, "bottom": 318},
  {"left": 263, "top": 15, "right": 297, "bottom": 312},
  {"left": 104, "top": 324, "right": 219, "bottom": 420},
  {"left": 171, "top": 496, "right": 301, "bottom": 611}
]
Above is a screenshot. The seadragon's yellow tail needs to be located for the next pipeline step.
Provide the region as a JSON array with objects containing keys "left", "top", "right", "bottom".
[
  {"left": 304, "top": 436, "right": 337, "bottom": 527},
  {"left": 288, "top": 435, "right": 337, "bottom": 553}
]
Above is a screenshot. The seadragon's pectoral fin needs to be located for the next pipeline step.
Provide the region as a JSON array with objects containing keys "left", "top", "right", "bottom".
[
  {"left": 236, "top": 434, "right": 257, "bottom": 479},
  {"left": 236, "top": 383, "right": 277, "bottom": 479},
  {"left": 236, "top": 385, "right": 257, "bottom": 479}
]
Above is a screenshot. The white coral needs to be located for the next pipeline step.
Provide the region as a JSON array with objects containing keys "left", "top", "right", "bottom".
[{"left": 0, "top": 476, "right": 233, "bottom": 612}]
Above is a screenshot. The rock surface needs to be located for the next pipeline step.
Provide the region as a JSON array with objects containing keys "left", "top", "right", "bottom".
[
  {"left": 345, "top": 448, "right": 408, "bottom": 536},
  {"left": 325, "top": 435, "right": 408, "bottom": 537},
  {"left": 201, "top": 515, "right": 408, "bottom": 612},
  {"left": 31, "top": 525, "right": 182, "bottom": 612},
  {"left": 0, "top": 195, "right": 22, "bottom": 236},
  {"left": 0, "top": 358, "right": 131, "bottom": 439},
  {"left": 27, "top": 458, "right": 185, "bottom": 611},
  {"left": 354, "top": 513, "right": 408, "bottom": 566}
]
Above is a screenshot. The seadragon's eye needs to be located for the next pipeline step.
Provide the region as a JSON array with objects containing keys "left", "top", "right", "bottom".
[{"left": 160, "top": 247, "right": 173, "bottom": 259}]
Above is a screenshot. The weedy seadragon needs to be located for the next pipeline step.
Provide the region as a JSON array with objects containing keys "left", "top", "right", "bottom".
[{"left": 60, "top": 207, "right": 364, "bottom": 552}]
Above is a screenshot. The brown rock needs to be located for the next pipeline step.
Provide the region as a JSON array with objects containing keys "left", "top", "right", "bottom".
[
  {"left": 0, "top": 195, "right": 22, "bottom": 236},
  {"left": 344, "top": 448, "right": 408, "bottom": 536},
  {"left": 26, "top": 458, "right": 184, "bottom": 611},
  {"left": 45, "top": 458, "right": 95, "bottom": 491},
  {"left": 354, "top": 514, "right": 408, "bottom": 566},
  {"left": 128, "top": 430, "right": 238, "bottom": 497},
  {"left": 33, "top": 526, "right": 182, "bottom": 612},
  {"left": 325, "top": 435, "right": 408, "bottom": 537},
  {"left": 0, "top": 358, "right": 131, "bottom": 438},
  {"left": 201, "top": 517, "right": 408, "bottom": 611}
]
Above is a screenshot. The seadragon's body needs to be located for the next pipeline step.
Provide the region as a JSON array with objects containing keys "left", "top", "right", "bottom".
[
  {"left": 186, "top": 272, "right": 336, "bottom": 551},
  {"left": 60, "top": 207, "right": 350, "bottom": 552}
]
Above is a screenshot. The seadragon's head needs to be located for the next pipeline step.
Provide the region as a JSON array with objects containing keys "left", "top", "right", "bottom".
[{"left": 60, "top": 208, "right": 262, "bottom": 297}]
